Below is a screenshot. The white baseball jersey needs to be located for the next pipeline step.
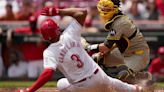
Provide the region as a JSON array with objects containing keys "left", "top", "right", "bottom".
[{"left": 43, "top": 19, "right": 98, "bottom": 83}]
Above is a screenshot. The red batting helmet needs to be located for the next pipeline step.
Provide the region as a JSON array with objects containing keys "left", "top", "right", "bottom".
[
  {"left": 158, "top": 46, "right": 164, "bottom": 55},
  {"left": 40, "top": 18, "right": 61, "bottom": 41}
]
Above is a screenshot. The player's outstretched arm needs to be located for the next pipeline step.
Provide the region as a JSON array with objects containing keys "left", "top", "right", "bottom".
[
  {"left": 58, "top": 8, "right": 87, "bottom": 25},
  {"left": 16, "top": 68, "right": 54, "bottom": 92},
  {"left": 41, "top": 6, "right": 87, "bottom": 25}
]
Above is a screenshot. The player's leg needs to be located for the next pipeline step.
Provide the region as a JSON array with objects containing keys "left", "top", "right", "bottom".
[
  {"left": 122, "top": 53, "right": 152, "bottom": 84},
  {"left": 57, "top": 78, "right": 71, "bottom": 92},
  {"left": 57, "top": 77, "right": 102, "bottom": 92},
  {"left": 124, "top": 54, "right": 149, "bottom": 72},
  {"left": 57, "top": 78, "right": 89, "bottom": 92},
  {"left": 92, "top": 68, "right": 144, "bottom": 92},
  {"left": 105, "top": 75, "right": 145, "bottom": 92}
]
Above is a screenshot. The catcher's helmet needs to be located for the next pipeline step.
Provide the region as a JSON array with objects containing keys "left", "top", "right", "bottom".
[
  {"left": 97, "top": 0, "right": 119, "bottom": 22},
  {"left": 40, "top": 18, "right": 61, "bottom": 41},
  {"left": 158, "top": 46, "right": 164, "bottom": 55}
]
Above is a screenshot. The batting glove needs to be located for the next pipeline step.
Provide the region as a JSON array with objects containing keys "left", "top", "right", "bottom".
[{"left": 41, "top": 6, "right": 59, "bottom": 16}]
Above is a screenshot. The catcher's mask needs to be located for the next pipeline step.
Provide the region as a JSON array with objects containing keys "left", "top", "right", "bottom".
[
  {"left": 40, "top": 18, "right": 61, "bottom": 41},
  {"left": 97, "top": 0, "right": 119, "bottom": 22}
]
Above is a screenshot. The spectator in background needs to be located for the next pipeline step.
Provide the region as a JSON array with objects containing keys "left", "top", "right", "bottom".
[
  {"left": 129, "top": 0, "right": 149, "bottom": 20},
  {"left": 120, "top": 0, "right": 132, "bottom": 17},
  {"left": 149, "top": 46, "right": 164, "bottom": 82},
  {"left": 16, "top": 1, "right": 34, "bottom": 20},
  {"left": 7, "top": 15, "right": 47, "bottom": 79},
  {"left": 156, "top": 0, "right": 164, "bottom": 20},
  {"left": 0, "top": 28, "right": 4, "bottom": 78},
  {"left": 0, "top": 3, "right": 17, "bottom": 21},
  {"left": 147, "top": 0, "right": 159, "bottom": 20},
  {"left": 7, "top": 50, "right": 27, "bottom": 78}
]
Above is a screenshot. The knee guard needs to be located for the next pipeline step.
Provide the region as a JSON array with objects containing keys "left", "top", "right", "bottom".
[
  {"left": 117, "top": 65, "right": 134, "bottom": 80},
  {"left": 104, "top": 65, "right": 134, "bottom": 80}
]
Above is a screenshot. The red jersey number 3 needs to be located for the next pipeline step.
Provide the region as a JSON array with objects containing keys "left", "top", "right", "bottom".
[{"left": 71, "top": 54, "right": 84, "bottom": 68}]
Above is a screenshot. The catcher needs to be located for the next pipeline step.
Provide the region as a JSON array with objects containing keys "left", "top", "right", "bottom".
[{"left": 83, "top": 0, "right": 152, "bottom": 84}]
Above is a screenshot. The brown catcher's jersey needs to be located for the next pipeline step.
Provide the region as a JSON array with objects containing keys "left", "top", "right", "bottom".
[{"left": 104, "top": 15, "right": 149, "bottom": 57}]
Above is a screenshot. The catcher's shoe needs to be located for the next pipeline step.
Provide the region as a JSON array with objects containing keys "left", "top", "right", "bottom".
[
  {"left": 135, "top": 71, "right": 152, "bottom": 81},
  {"left": 136, "top": 80, "right": 155, "bottom": 92}
]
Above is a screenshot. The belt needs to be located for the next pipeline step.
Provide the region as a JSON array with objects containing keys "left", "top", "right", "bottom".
[{"left": 77, "top": 68, "right": 99, "bottom": 83}]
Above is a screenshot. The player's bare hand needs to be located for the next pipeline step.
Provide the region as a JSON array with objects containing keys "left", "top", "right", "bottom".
[{"left": 99, "top": 43, "right": 111, "bottom": 54}]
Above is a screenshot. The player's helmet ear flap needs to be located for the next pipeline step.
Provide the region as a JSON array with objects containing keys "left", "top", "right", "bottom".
[
  {"left": 40, "top": 18, "right": 61, "bottom": 41},
  {"left": 97, "top": 0, "right": 119, "bottom": 22}
]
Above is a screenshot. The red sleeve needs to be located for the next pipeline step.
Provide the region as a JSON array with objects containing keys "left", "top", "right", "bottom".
[
  {"left": 148, "top": 59, "right": 158, "bottom": 74},
  {"left": 148, "top": 62, "right": 154, "bottom": 73},
  {"left": 28, "top": 68, "right": 54, "bottom": 92}
]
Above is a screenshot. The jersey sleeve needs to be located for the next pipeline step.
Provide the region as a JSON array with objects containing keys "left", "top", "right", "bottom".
[
  {"left": 104, "top": 25, "right": 123, "bottom": 49},
  {"left": 43, "top": 50, "right": 58, "bottom": 70},
  {"left": 63, "top": 19, "right": 83, "bottom": 41},
  {"left": 106, "top": 20, "right": 124, "bottom": 41},
  {"left": 116, "top": 16, "right": 137, "bottom": 39}
]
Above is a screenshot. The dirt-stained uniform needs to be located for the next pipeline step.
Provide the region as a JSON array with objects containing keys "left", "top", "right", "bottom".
[
  {"left": 104, "top": 15, "right": 150, "bottom": 72},
  {"left": 84, "top": 0, "right": 152, "bottom": 83}
]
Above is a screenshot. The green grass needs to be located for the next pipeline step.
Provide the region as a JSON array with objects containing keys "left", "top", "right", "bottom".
[
  {"left": 155, "top": 82, "right": 164, "bottom": 88},
  {"left": 0, "top": 81, "right": 164, "bottom": 88},
  {"left": 0, "top": 81, "right": 57, "bottom": 88}
]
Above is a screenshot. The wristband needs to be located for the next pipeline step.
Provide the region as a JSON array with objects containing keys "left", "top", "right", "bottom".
[{"left": 87, "top": 44, "right": 99, "bottom": 52}]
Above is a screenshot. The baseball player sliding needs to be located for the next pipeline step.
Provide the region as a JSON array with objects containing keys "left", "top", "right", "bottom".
[
  {"left": 16, "top": 6, "right": 151, "bottom": 92},
  {"left": 84, "top": 0, "right": 152, "bottom": 83}
]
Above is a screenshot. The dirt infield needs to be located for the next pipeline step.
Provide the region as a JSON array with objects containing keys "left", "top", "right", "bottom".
[
  {"left": 0, "top": 88, "right": 58, "bottom": 92},
  {"left": 0, "top": 88, "right": 164, "bottom": 92}
]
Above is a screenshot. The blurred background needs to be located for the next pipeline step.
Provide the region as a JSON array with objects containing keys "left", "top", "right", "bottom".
[{"left": 0, "top": 0, "right": 164, "bottom": 83}]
